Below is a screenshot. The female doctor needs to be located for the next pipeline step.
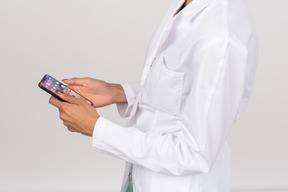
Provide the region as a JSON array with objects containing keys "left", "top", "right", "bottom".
[{"left": 49, "top": 0, "right": 258, "bottom": 191}]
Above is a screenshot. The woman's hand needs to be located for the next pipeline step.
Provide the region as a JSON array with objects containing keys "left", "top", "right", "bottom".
[
  {"left": 49, "top": 93, "right": 100, "bottom": 136},
  {"left": 62, "top": 78, "right": 127, "bottom": 108}
]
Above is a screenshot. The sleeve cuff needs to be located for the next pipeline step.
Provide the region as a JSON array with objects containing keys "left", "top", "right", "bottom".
[
  {"left": 92, "top": 116, "right": 106, "bottom": 151},
  {"left": 117, "top": 82, "right": 139, "bottom": 118},
  {"left": 91, "top": 116, "right": 130, "bottom": 158}
]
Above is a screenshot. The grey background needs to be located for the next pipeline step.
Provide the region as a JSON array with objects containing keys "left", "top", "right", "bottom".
[{"left": 0, "top": 0, "right": 287, "bottom": 191}]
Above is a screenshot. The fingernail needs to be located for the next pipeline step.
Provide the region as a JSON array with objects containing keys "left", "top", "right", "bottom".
[{"left": 62, "top": 79, "right": 68, "bottom": 81}]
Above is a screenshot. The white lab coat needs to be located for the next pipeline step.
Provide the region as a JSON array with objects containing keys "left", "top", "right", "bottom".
[{"left": 92, "top": 0, "right": 258, "bottom": 191}]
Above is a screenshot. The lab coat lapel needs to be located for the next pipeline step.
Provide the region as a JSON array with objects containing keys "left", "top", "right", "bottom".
[
  {"left": 141, "top": 0, "right": 185, "bottom": 83},
  {"left": 155, "top": 0, "right": 217, "bottom": 58},
  {"left": 140, "top": 0, "right": 216, "bottom": 83}
]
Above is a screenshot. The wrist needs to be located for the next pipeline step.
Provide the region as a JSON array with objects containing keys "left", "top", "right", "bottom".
[
  {"left": 110, "top": 84, "right": 127, "bottom": 104},
  {"left": 89, "top": 114, "right": 100, "bottom": 137}
]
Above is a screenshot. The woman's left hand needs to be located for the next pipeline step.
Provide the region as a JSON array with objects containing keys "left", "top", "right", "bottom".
[{"left": 49, "top": 93, "right": 100, "bottom": 137}]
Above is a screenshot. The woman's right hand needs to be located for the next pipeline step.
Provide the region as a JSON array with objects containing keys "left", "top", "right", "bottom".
[{"left": 63, "top": 78, "right": 127, "bottom": 108}]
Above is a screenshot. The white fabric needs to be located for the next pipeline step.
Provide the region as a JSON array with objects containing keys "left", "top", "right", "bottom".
[
  {"left": 116, "top": 82, "right": 140, "bottom": 118},
  {"left": 93, "top": 0, "right": 258, "bottom": 191}
]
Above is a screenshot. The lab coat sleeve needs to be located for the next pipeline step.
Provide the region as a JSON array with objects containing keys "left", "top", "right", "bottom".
[
  {"left": 92, "top": 36, "right": 258, "bottom": 176},
  {"left": 116, "top": 81, "right": 140, "bottom": 118}
]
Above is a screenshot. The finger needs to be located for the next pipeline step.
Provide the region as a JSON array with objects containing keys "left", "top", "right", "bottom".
[
  {"left": 62, "top": 121, "right": 75, "bottom": 132},
  {"left": 62, "top": 77, "right": 86, "bottom": 86},
  {"left": 63, "top": 121, "right": 68, "bottom": 127},
  {"left": 65, "top": 85, "right": 81, "bottom": 93},
  {"left": 67, "top": 126, "right": 77, "bottom": 133},
  {"left": 59, "top": 93, "right": 81, "bottom": 105},
  {"left": 49, "top": 96, "right": 63, "bottom": 108},
  {"left": 59, "top": 109, "right": 68, "bottom": 121}
]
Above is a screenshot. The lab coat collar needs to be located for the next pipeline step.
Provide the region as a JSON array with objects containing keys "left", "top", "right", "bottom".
[
  {"left": 176, "top": 0, "right": 217, "bottom": 20},
  {"left": 180, "top": 0, "right": 218, "bottom": 21}
]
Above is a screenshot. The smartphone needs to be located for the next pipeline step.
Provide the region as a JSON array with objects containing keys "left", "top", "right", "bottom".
[{"left": 38, "top": 74, "right": 93, "bottom": 106}]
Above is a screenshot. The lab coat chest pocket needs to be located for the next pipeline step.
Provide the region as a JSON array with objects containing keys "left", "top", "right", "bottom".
[{"left": 142, "top": 57, "right": 184, "bottom": 115}]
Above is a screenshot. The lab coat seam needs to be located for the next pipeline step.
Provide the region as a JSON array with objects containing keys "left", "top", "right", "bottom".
[
  {"left": 178, "top": 72, "right": 185, "bottom": 114},
  {"left": 137, "top": 160, "right": 205, "bottom": 176},
  {"left": 228, "top": 37, "right": 248, "bottom": 53},
  {"left": 202, "top": 0, "right": 229, "bottom": 153},
  {"left": 203, "top": 0, "right": 229, "bottom": 114},
  {"left": 134, "top": 159, "right": 189, "bottom": 174},
  {"left": 131, "top": 142, "right": 206, "bottom": 175}
]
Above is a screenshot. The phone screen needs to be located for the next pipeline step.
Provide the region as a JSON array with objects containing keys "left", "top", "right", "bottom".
[{"left": 39, "top": 74, "right": 93, "bottom": 106}]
